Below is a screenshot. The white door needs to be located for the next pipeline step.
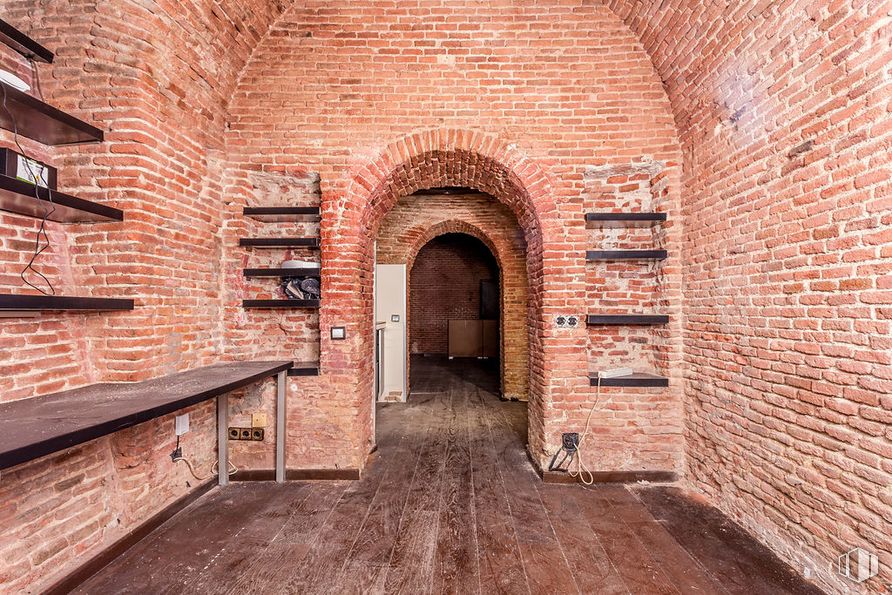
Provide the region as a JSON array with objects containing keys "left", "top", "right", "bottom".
[{"left": 374, "top": 264, "right": 407, "bottom": 401}]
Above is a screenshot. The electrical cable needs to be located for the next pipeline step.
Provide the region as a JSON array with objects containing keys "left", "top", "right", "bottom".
[
  {"left": 171, "top": 436, "right": 238, "bottom": 481},
  {"left": 566, "top": 375, "right": 602, "bottom": 486},
  {"left": 1, "top": 58, "right": 56, "bottom": 295},
  {"left": 545, "top": 375, "right": 603, "bottom": 484}
]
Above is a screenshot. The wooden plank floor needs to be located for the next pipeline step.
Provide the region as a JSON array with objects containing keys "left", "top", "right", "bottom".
[{"left": 75, "top": 357, "right": 822, "bottom": 595}]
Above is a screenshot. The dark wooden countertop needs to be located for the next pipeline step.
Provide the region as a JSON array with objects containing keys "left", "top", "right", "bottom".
[{"left": 0, "top": 360, "right": 293, "bottom": 471}]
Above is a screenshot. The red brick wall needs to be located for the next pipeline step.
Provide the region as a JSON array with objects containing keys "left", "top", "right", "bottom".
[
  {"left": 226, "top": 1, "right": 684, "bottom": 480},
  {"left": 376, "top": 192, "right": 531, "bottom": 399},
  {"left": 0, "top": 1, "right": 288, "bottom": 592},
  {"left": 608, "top": 1, "right": 892, "bottom": 593},
  {"left": 409, "top": 233, "right": 499, "bottom": 355}
]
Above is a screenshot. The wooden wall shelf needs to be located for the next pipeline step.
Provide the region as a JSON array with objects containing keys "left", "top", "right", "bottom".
[
  {"left": 585, "top": 212, "right": 666, "bottom": 227},
  {"left": 0, "top": 295, "right": 134, "bottom": 312},
  {"left": 243, "top": 299, "right": 321, "bottom": 309},
  {"left": 587, "top": 314, "right": 669, "bottom": 325},
  {"left": 288, "top": 361, "right": 320, "bottom": 377},
  {"left": 0, "top": 81, "right": 103, "bottom": 146},
  {"left": 239, "top": 238, "right": 320, "bottom": 248},
  {"left": 586, "top": 250, "right": 667, "bottom": 261},
  {"left": 0, "top": 174, "right": 122, "bottom": 222},
  {"left": 0, "top": 18, "right": 53, "bottom": 63},
  {"left": 243, "top": 206, "right": 320, "bottom": 222},
  {"left": 589, "top": 372, "right": 668, "bottom": 388},
  {"left": 243, "top": 268, "right": 320, "bottom": 278}
]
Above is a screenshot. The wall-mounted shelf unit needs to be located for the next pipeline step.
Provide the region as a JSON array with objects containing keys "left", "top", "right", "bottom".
[
  {"left": 0, "top": 81, "right": 103, "bottom": 146},
  {"left": 589, "top": 372, "right": 668, "bottom": 388},
  {"left": 585, "top": 212, "right": 666, "bottom": 227},
  {"left": 238, "top": 237, "right": 320, "bottom": 249},
  {"left": 243, "top": 299, "right": 321, "bottom": 309},
  {"left": 243, "top": 206, "right": 320, "bottom": 222},
  {"left": 243, "top": 267, "right": 320, "bottom": 278},
  {"left": 0, "top": 18, "right": 53, "bottom": 63},
  {"left": 0, "top": 174, "right": 122, "bottom": 222},
  {"left": 288, "top": 361, "right": 320, "bottom": 377},
  {"left": 587, "top": 314, "right": 669, "bottom": 326},
  {"left": 586, "top": 250, "right": 667, "bottom": 261},
  {"left": 0, "top": 295, "right": 134, "bottom": 312}
]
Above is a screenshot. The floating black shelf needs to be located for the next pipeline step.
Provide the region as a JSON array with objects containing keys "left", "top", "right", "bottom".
[
  {"left": 585, "top": 212, "right": 666, "bottom": 227},
  {"left": 0, "top": 295, "right": 134, "bottom": 312},
  {"left": 243, "top": 299, "right": 321, "bottom": 309},
  {"left": 586, "top": 250, "right": 667, "bottom": 261},
  {"left": 243, "top": 267, "right": 320, "bottom": 278},
  {"left": 0, "top": 174, "right": 122, "bottom": 222},
  {"left": 0, "top": 81, "right": 103, "bottom": 146},
  {"left": 288, "top": 361, "right": 320, "bottom": 377},
  {"left": 0, "top": 18, "right": 53, "bottom": 63},
  {"left": 243, "top": 206, "right": 321, "bottom": 222},
  {"left": 587, "top": 314, "right": 669, "bottom": 326},
  {"left": 239, "top": 237, "right": 320, "bottom": 249},
  {"left": 589, "top": 372, "right": 668, "bottom": 388}
]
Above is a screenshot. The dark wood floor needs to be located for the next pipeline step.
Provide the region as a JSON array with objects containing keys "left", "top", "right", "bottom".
[{"left": 75, "top": 357, "right": 821, "bottom": 594}]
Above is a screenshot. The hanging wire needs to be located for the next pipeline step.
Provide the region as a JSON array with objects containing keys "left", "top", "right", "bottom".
[{"left": 1, "top": 58, "right": 56, "bottom": 295}]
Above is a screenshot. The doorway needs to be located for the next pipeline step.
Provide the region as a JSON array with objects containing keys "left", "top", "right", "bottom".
[{"left": 408, "top": 233, "right": 500, "bottom": 395}]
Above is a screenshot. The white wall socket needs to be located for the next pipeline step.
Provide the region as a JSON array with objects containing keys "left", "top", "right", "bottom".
[{"left": 175, "top": 414, "right": 190, "bottom": 436}]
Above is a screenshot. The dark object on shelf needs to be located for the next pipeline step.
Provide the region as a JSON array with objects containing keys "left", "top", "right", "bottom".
[
  {"left": 587, "top": 314, "right": 669, "bottom": 325},
  {"left": 244, "top": 267, "right": 320, "bottom": 278},
  {"left": 283, "top": 277, "right": 320, "bottom": 300},
  {"left": 0, "top": 80, "right": 103, "bottom": 146},
  {"left": 585, "top": 212, "right": 666, "bottom": 227},
  {"left": 0, "top": 174, "right": 122, "bottom": 222},
  {"left": 0, "top": 147, "right": 57, "bottom": 188},
  {"left": 589, "top": 372, "right": 668, "bottom": 387},
  {"left": 238, "top": 237, "right": 320, "bottom": 248},
  {"left": 586, "top": 250, "right": 667, "bottom": 261},
  {"left": 0, "top": 361, "right": 293, "bottom": 471},
  {"left": 243, "top": 206, "right": 320, "bottom": 222},
  {"left": 0, "top": 294, "right": 133, "bottom": 312},
  {"left": 0, "top": 18, "right": 53, "bottom": 63},
  {"left": 243, "top": 299, "right": 321, "bottom": 309},
  {"left": 288, "top": 361, "right": 320, "bottom": 377}
]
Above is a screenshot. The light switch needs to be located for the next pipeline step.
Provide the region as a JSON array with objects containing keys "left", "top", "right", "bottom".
[
  {"left": 331, "top": 326, "right": 346, "bottom": 340},
  {"left": 391, "top": 314, "right": 400, "bottom": 322}
]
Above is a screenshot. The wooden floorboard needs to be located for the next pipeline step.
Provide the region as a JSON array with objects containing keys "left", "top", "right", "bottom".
[{"left": 73, "top": 357, "right": 823, "bottom": 595}]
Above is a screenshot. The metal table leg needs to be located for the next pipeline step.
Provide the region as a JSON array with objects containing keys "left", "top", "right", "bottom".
[
  {"left": 217, "top": 394, "right": 229, "bottom": 486},
  {"left": 276, "top": 371, "right": 287, "bottom": 483}
]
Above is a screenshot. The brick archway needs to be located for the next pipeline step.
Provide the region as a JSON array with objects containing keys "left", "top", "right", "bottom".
[
  {"left": 397, "top": 217, "right": 529, "bottom": 401},
  {"left": 323, "top": 128, "right": 556, "bottom": 458}
]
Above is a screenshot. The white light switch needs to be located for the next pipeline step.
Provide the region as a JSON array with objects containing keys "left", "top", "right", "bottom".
[{"left": 175, "top": 414, "right": 190, "bottom": 436}]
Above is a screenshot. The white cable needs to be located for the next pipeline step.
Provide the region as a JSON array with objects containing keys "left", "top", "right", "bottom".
[
  {"left": 569, "top": 375, "right": 601, "bottom": 486},
  {"left": 173, "top": 456, "right": 237, "bottom": 481}
]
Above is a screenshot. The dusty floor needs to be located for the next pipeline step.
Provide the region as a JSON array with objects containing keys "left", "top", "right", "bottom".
[{"left": 75, "top": 357, "right": 821, "bottom": 594}]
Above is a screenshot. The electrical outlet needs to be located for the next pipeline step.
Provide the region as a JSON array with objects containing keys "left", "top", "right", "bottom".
[
  {"left": 227, "top": 427, "right": 265, "bottom": 441},
  {"left": 562, "top": 432, "right": 579, "bottom": 451}
]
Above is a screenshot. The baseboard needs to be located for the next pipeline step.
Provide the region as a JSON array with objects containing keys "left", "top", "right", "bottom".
[
  {"left": 525, "top": 445, "right": 677, "bottom": 484},
  {"left": 44, "top": 479, "right": 216, "bottom": 595},
  {"left": 231, "top": 468, "right": 361, "bottom": 481}
]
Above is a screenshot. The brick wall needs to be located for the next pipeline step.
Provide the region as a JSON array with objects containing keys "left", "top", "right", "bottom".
[
  {"left": 607, "top": 1, "right": 892, "bottom": 592},
  {"left": 0, "top": 1, "right": 288, "bottom": 592},
  {"left": 5, "top": 1, "right": 884, "bottom": 594},
  {"left": 376, "top": 192, "right": 530, "bottom": 400},
  {"left": 226, "top": 0, "right": 684, "bottom": 478},
  {"left": 409, "top": 233, "right": 499, "bottom": 355}
]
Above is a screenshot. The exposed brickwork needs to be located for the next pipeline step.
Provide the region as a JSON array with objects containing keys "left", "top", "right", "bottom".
[
  {"left": 408, "top": 234, "right": 498, "bottom": 355},
  {"left": 4, "top": 1, "right": 883, "bottom": 593},
  {"left": 0, "top": 1, "right": 288, "bottom": 592},
  {"left": 376, "top": 192, "right": 530, "bottom": 400},
  {"left": 606, "top": 1, "right": 892, "bottom": 592}
]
